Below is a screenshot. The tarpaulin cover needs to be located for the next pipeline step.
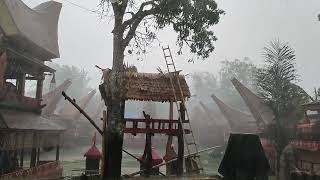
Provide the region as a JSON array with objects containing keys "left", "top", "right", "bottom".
[{"left": 218, "top": 133, "right": 270, "bottom": 179}]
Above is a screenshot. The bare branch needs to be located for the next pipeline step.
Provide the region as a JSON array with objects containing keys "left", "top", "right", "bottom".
[
  {"left": 121, "top": 1, "right": 157, "bottom": 32},
  {"left": 122, "top": 6, "right": 160, "bottom": 48}
]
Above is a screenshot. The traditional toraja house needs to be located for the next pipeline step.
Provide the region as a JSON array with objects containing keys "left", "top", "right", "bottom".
[
  {"left": 215, "top": 79, "right": 277, "bottom": 173},
  {"left": 197, "top": 102, "right": 229, "bottom": 145},
  {"left": 61, "top": 89, "right": 97, "bottom": 120},
  {"left": 42, "top": 78, "right": 72, "bottom": 117},
  {"left": 211, "top": 94, "right": 258, "bottom": 133},
  {"left": 59, "top": 89, "right": 99, "bottom": 146},
  {"left": 0, "top": 0, "right": 65, "bottom": 178},
  {"left": 99, "top": 69, "right": 196, "bottom": 176},
  {"left": 231, "top": 78, "right": 274, "bottom": 127},
  {"left": 289, "top": 101, "right": 320, "bottom": 174},
  {"left": 211, "top": 92, "right": 276, "bottom": 171}
]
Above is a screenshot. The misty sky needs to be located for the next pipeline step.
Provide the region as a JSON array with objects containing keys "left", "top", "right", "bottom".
[{"left": 24, "top": 0, "right": 320, "bottom": 94}]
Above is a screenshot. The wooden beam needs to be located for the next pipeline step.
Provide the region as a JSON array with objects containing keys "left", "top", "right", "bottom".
[
  {"left": 30, "top": 133, "right": 37, "bottom": 167},
  {"left": 177, "top": 103, "right": 185, "bottom": 176},
  {"left": 56, "top": 134, "right": 60, "bottom": 161},
  {"left": 124, "top": 128, "right": 191, "bottom": 135},
  {"left": 36, "top": 76, "right": 44, "bottom": 100},
  {"left": 165, "top": 101, "right": 175, "bottom": 175},
  {"left": 124, "top": 118, "right": 189, "bottom": 123},
  {"left": 20, "top": 133, "right": 25, "bottom": 167},
  {"left": 16, "top": 73, "right": 26, "bottom": 96},
  {"left": 142, "top": 112, "right": 152, "bottom": 177}
]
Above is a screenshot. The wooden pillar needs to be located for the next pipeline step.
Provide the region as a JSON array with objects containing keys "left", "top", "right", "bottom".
[
  {"left": 166, "top": 101, "right": 174, "bottom": 175},
  {"left": 177, "top": 102, "right": 185, "bottom": 176},
  {"left": 56, "top": 134, "right": 60, "bottom": 161},
  {"left": 0, "top": 51, "right": 7, "bottom": 90},
  {"left": 36, "top": 147, "right": 40, "bottom": 163},
  {"left": 142, "top": 111, "right": 152, "bottom": 177},
  {"left": 30, "top": 133, "right": 37, "bottom": 167},
  {"left": 20, "top": 134, "right": 25, "bottom": 168},
  {"left": 16, "top": 73, "right": 26, "bottom": 96},
  {"left": 169, "top": 101, "right": 173, "bottom": 129},
  {"left": 35, "top": 75, "right": 44, "bottom": 100}
]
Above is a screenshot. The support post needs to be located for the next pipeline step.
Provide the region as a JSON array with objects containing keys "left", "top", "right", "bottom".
[
  {"left": 30, "top": 133, "right": 37, "bottom": 167},
  {"left": 56, "top": 134, "right": 60, "bottom": 161},
  {"left": 177, "top": 102, "right": 185, "bottom": 176},
  {"left": 166, "top": 101, "right": 174, "bottom": 175},
  {"left": 16, "top": 73, "right": 26, "bottom": 96},
  {"left": 36, "top": 75, "right": 44, "bottom": 100},
  {"left": 20, "top": 134, "right": 25, "bottom": 168},
  {"left": 56, "top": 145, "right": 60, "bottom": 161},
  {"left": 142, "top": 111, "right": 152, "bottom": 177},
  {"left": 36, "top": 147, "right": 40, "bottom": 163},
  {"left": 0, "top": 51, "right": 7, "bottom": 90}
]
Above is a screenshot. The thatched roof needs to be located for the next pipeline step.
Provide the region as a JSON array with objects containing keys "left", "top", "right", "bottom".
[{"left": 100, "top": 72, "right": 190, "bottom": 102}]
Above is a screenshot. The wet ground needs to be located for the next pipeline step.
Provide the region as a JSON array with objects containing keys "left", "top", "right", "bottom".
[{"left": 38, "top": 145, "right": 222, "bottom": 179}]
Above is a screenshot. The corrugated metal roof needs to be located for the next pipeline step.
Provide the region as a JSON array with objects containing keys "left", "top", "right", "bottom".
[{"left": 0, "top": 110, "right": 65, "bottom": 131}]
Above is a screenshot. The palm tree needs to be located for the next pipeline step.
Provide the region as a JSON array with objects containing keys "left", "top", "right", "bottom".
[{"left": 256, "top": 40, "right": 310, "bottom": 179}]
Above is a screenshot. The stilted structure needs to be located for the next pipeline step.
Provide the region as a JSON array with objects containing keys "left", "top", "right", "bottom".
[
  {"left": 100, "top": 69, "right": 196, "bottom": 177},
  {"left": 0, "top": 0, "right": 65, "bottom": 178},
  {"left": 289, "top": 101, "right": 320, "bottom": 175}
]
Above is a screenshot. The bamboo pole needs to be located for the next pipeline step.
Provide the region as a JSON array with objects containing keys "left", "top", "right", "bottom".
[{"left": 124, "top": 146, "right": 222, "bottom": 177}]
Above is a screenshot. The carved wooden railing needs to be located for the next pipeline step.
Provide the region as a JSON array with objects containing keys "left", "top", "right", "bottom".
[
  {"left": 0, "top": 161, "right": 62, "bottom": 179},
  {"left": 124, "top": 118, "right": 191, "bottom": 136},
  {"left": 0, "top": 89, "right": 42, "bottom": 112}
]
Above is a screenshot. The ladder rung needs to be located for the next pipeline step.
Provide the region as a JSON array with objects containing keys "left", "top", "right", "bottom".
[
  {"left": 187, "top": 142, "right": 197, "bottom": 146},
  {"left": 162, "top": 46, "right": 203, "bottom": 170},
  {"left": 193, "top": 155, "right": 201, "bottom": 158}
]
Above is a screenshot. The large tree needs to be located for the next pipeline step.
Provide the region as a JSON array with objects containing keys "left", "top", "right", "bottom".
[
  {"left": 99, "top": 0, "right": 224, "bottom": 178},
  {"left": 256, "top": 40, "right": 310, "bottom": 179}
]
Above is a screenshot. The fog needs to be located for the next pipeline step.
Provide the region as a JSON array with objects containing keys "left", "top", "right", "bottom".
[{"left": 24, "top": 0, "right": 320, "bottom": 93}]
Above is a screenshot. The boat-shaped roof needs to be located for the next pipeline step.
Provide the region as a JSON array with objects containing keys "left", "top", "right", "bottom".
[
  {"left": 42, "top": 79, "right": 72, "bottom": 117},
  {"left": 211, "top": 94, "right": 258, "bottom": 133},
  {"left": 0, "top": 0, "right": 61, "bottom": 59},
  {"left": 231, "top": 78, "right": 274, "bottom": 126}
]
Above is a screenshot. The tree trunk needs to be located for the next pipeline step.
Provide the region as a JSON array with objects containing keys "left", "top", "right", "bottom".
[{"left": 103, "top": 28, "right": 126, "bottom": 178}]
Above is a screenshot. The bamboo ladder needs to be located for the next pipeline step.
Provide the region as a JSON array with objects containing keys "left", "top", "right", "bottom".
[{"left": 162, "top": 46, "right": 203, "bottom": 173}]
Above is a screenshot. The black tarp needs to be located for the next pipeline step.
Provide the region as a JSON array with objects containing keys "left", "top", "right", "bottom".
[{"left": 218, "top": 133, "right": 270, "bottom": 180}]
